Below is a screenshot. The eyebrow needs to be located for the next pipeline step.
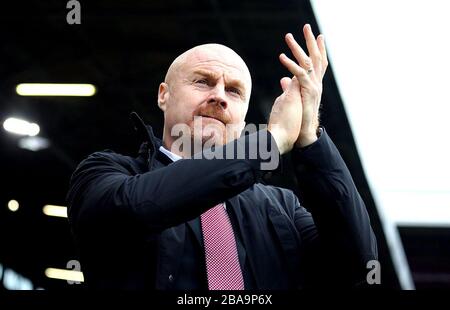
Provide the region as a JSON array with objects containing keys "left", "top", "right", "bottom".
[
  {"left": 191, "top": 69, "right": 247, "bottom": 98},
  {"left": 192, "top": 69, "right": 220, "bottom": 81}
]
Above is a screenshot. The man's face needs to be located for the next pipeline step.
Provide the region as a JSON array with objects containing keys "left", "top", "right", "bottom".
[{"left": 158, "top": 44, "right": 252, "bottom": 152}]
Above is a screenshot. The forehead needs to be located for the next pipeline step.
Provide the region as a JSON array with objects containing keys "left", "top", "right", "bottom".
[{"left": 180, "top": 48, "right": 251, "bottom": 85}]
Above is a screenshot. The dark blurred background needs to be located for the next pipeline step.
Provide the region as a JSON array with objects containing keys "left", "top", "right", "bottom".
[{"left": 0, "top": 0, "right": 448, "bottom": 290}]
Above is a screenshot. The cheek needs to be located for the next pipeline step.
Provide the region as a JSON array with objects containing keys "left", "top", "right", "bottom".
[
  {"left": 229, "top": 104, "right": 247, "bottom": 123},
  {"left": 173, "top": 89, "right": 203, "bottom": 113},
  {"left": 226, "top": 105, "right": 246, "bottom": 132},
  {"left": 167, "top": 90, "right": 198, "bottom": 121}
]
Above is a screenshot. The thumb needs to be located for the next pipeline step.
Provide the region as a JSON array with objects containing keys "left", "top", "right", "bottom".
[
  {"left": 280, "top": 77, "right": 291, "bottom": 92},
  {"left": 284, "top": 76, "right": 301, "bottom": 99}
]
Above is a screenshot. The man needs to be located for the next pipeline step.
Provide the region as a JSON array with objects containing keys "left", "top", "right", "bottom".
[{"left": 67, "top": 24, "right": 377, "bottom": 289}]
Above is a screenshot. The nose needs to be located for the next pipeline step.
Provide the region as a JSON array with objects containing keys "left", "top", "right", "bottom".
[{"left": 207, "top": 85, "right": 228, "bottom": 110}]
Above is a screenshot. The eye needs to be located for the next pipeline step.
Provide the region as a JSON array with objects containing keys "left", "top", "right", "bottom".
[
  {"left": 227, "top": 87, "right": 242, "bottom": 96},
  {"left": 195, "top": 79, "right": 208, "bottom": 85}
]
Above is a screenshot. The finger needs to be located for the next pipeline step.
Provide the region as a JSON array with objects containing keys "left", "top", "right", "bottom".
[
  {"left": 303, "top": 24, "right": 322, "bottom": 74},
  {"left": 280, "top": 77, "right": 291, "bottom": 92},
  {"left": 286, "top": 76, "right": 301, "bottom": 97},
  {"left": 285, "top": 33, "right": 313, "bottom": 72},
  {"left": 279, "top": 53, "right": 315, "bottom": 89},
  {"left": 317, "top": 34, "right": 329, "bottom": 77}
]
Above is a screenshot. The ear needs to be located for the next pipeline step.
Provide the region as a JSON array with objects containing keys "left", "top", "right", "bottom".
[{"left": 158, "top": 82, "right": 170, "bottom": 112}]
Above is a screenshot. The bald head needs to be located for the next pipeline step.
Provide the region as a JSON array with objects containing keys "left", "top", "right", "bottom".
[{"left": 164, "top": 44, "right": 252, "bottom": 96}]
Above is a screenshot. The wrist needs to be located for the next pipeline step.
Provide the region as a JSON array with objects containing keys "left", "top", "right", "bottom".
[
  {"left": 295, "top": 130, "right": 318, "bottom": 148},
  {"left": 267, "top": 126, "right": 290, "bottom": 155}
]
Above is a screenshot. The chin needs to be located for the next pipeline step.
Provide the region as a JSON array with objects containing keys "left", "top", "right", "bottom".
[
  {"left": 203, "top": 134, "right": 226, "bottom": 146},
  {"left": 190, "top": 122, "right": 226, "bottom": 146}
]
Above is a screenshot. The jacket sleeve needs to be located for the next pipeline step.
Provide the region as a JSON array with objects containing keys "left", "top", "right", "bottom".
[
  {"left": 67, "top": 130, "right": 279, "bottom": 234},
  {"left": 291, "top": 128, "right": 378, "bottom": 286}
]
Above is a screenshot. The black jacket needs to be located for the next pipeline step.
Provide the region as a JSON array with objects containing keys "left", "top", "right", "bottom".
[{"left": 66, "top": 113, "right": 377, "bottom": 289}]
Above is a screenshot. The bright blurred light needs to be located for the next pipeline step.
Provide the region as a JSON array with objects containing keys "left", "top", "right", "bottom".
[
  {"left": 7, "top": 200, "right": 19, "bottom": 212},
  {"left": 3, "top": 117, "right": 40, "bottom": 136},
  {"left": 18, "top": 136, "right": 50, "bottom": 151},
  {"left": 3, "top": 268, "right": 33, "bottom": 290},
  {"left": 45, "top": 268, "right": 84, "bottom": 282},
  {"left": 16, "top": 83, "right": 96, "bottom": 96},
  {"left": 42, "top": 205, "right": 67, "bottom": 218}
]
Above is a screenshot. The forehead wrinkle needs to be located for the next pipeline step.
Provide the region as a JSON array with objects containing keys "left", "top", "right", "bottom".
[{"left": 192, "top": 58, "right": 246, "bottom": 72}]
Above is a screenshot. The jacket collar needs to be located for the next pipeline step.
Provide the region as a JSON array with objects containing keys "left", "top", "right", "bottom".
[{"left": 130, "top": 111, "right": 172, "bottom": 168}]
